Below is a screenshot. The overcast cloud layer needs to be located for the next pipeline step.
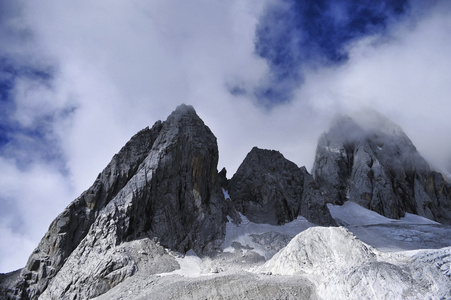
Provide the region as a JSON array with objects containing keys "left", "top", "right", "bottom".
[{"left": 1, "top": 0, "right": 451, "bottom": 273}]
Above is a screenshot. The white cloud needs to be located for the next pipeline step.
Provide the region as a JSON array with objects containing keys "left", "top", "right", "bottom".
[
  {"left": 0, "top": 0, "right": 272, "bottom": 272},
  {"left": 0, "top": 158, "right": 75, "bottom": 271},
  {"left": 16, "top": 0, "right": 271, "bottom": 191},
  {"left": 1, "top": 0, "right": 451, "bottom": 274},
  {"left": 0, "top": 227, "right": 36, "bottom": 273},
  {"left": 295, "top": 1, "right": 451, "bottom": 172}
]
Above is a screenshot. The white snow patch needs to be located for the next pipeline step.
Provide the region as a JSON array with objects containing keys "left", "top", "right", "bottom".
[
  {"left": 256, "top": 226, "right": 451, "bottom": 299},
  {"left": 256, "top": 227, "right": 377, "bottom": 276},
  {"left": 401, "top": 213, "right": 440, "bottom": 225},
  {"left": 328, "top": 201, "right": 399, "bottom": 226},
  {"left": 327, "top": 201, "right": 448, "bottom": 252},
  {"left": 328, "top": 201, "right": 438, "bottom": 226},
  {"left": 222, "top": 188, "right": 230, "bottom": 200},
  {"left": 221, "top": 213, "right": 313, "bottom": 260},
  {"left": 158, "top": 249, "right": 203, "bottom": 278},
  {"left": 325, "top": 145, "right": 343, "bottom": 154}
]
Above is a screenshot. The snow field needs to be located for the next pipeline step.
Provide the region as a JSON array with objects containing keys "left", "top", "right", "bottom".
[{"left": 91, "top": 199, "right": 451, "bottom": 299}]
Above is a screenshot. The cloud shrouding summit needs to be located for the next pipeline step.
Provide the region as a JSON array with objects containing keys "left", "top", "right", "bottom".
[{"left": 1, "top": 0, "right": 451, "bottom": 273}]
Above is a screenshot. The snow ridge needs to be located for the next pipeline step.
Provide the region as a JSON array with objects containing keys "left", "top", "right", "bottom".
[
  {"left": 256, "top": 226, "right": 451, "bottom": 299},
  {"left": 256, "top": 227, "right": 377, "bottom": 276}
]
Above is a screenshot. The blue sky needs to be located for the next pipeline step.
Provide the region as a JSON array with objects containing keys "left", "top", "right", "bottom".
[
  {"left": 253, "top": 0, "right": 409, "bottom": 105},
  {"left": 1, "top": 0, "right": 451, "bottom": 273}
]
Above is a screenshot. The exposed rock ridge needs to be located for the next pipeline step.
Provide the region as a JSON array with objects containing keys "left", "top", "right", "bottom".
[
  {"left": 229, "top": 147, "right": 335, "bottom": 226},
  {"left": 312, "top": 113, "right": 451, "bottom": 224},
  {"left": 3, "top": 106, "right": 451, "bottom": 299},
  {"left": 12, "top": 122, "right": 163, "bottom": 299},
  {"left": 117, "top": 104, "right": 227, "bottom": 253},
  {"left": 8, "top": 104, "right": 228, "bottom": 299}
]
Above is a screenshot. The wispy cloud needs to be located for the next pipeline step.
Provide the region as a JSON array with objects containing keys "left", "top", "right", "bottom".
[
  {"left": 0, "top": 157, "right": 74, "bottom": 272},
  {"left": 295, "top": 0, "right": 451, "bottom": 171},
  {"left": 252, "top": 0, "right": 410, "bottom": 105}
]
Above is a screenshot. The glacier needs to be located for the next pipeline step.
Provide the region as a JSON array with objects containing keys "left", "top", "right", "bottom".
[{"left": 88, "top": 201, "right": 451, "bottom": 300}]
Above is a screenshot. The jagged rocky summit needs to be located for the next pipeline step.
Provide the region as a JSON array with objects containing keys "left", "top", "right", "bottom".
[
  {"left": 312, "top": 112, "right": 451, "bottom": 224},
  {"left": 229, "top": 147, "right": 335, "bottom": 226},
  {"left": 1, "top": 105, "right": 451, "bottom": 300},
  {"left": 5, "top": 105, "right": 229, "bottom": 299}
]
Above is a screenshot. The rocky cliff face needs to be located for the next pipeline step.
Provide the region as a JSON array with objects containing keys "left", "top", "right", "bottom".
[
  {"left": 13, "top": 122, "right": 164, "bottom": 300},
  {"left": 229, "top": 147, "right": 335, "bottom": 226},
  {"left": 7, "top": 104, "right": 228, "bottom": 299},
  {"left": 312, "top": 112, "right": 451, "bottom": 224},
  {"left": 3, "top": 105, "right": 451, "bottom": 299}
]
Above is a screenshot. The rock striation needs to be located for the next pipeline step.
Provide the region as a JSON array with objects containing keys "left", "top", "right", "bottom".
[
  {"left": 229, "top": 147, "right": 335, "bottom": 226},
  {"left": 7, "top": 104, "right": 228, "bottom": 299},
  {"left": 312, "top": 112, "right": 451, "bottom": 223},
  {"left": 13, "top": 121, "right": 164, "bottom": 299}
]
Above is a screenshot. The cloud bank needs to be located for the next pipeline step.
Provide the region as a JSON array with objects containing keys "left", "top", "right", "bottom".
[{"left": 1, "top": 0, "right": 451, "bottom": 272}]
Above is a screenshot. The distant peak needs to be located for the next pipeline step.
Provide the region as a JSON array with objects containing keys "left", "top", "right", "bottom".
[
  {"left": 164, "top": 104, "right": 201, "bottom": 125},
  {"left": 250, "top": 146, "right": 281, "bottom": 155},
  {"left": 329, "top": 115, "right": 361, "bottom": 133},
  {"left": 324, "top": 110, "right": 410, "bottom": 145},
  {"left": 323, "top": 114, "right": 364, "bottom": 145},
  {"left": 350, "top": 109, "right": 405, "bottom": 138},
  {"left": 173, "top": 104, "right": 197, "bottom": 116}
]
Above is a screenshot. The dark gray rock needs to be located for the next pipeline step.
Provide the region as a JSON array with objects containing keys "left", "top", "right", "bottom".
[
  {"left": 312, "top": 112, "right": 451, "bottom": 223},
  {"left": 299, "top": 166, "right": 337, "bottom": 226},
  {"left": 250, "top": 231, "right": 292, "bottom": 255},
  {"left": 0, "top": 269, "right": 22, "bottom": 299},
  {"left": 229, "top": 147, "right": 335, "bottom": 226},
  {"left": 217, "top": 167, "right": 229, "bottom": 190},
  {"left": 9, "top": 104, "right": 228, "bottom": 299},
  {"left": 13, "top": 122, "right": 163, "bottom": 300},
  {"left": 119, "top": 104, "right": 227, "bottom": 254}
]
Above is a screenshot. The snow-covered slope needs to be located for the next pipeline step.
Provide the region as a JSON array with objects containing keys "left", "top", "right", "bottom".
[
  {"left": 221, "top": 213, "right": 314, "bottom": 260},
  {"left": 329, "top": 201, "right": 439, "bottom": 226},
  {"left": 329, "top": 201, "right": 451, "bottom": 251},
  {"left": 75, "top": 202, "right": 451, "bottom": 300},
  {"left": 256, "top": 227, "right": 377, "bottom": 276},
  {"left": 256, "top": 226, "right": 451, "bottom": 299},
  {"left": 3, "top": 107, "right": 451, "bottom": 300},
  {"left": 312, "top": 112, "right": 451, "bottom": 224}
]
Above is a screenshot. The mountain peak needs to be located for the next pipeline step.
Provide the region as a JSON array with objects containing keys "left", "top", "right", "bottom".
[
  {"left": 174, "top": 103, "right": 196, "bottom": 114},
  {"left": 229, "top": 146, "right": 335, "bottom": 226},
  {"left": 313, "top": 113, "right": 451, "bottom": 223},
  {"left": 2, "top": 106, "right": 451, "bottom": 300},
  {"left": 351, "top": 109, "right": 406, "bottom": 137},
  {"left": 9, "top": 103, "right": 226, "bottom": 299},
  {"left": 325, "top": 110, "right": 409, "bottom": 147},
  {"left": 167, "top": 104, "right": 198, "bottom": 122}
]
